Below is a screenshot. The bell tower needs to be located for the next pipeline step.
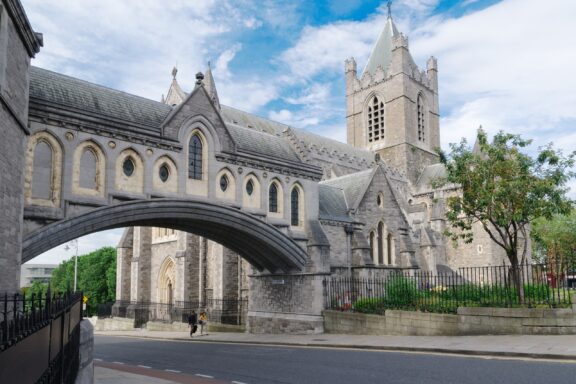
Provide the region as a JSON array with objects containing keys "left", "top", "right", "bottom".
[{"left": 345, "top": 4, "right": 440, "bottom": 184}]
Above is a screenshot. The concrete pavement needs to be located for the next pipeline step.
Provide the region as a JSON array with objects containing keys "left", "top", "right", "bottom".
[{"left": 94, "top": 329, "right": 576, "bottom": 383}]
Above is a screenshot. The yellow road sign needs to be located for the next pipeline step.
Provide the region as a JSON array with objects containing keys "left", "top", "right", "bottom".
[{"left": 83, "top": 295, "right": 88, "bottom": 303}]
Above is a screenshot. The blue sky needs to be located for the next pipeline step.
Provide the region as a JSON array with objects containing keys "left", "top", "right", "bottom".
[{"left": 21, "top": 0, "right": 576, "bottom": 264}]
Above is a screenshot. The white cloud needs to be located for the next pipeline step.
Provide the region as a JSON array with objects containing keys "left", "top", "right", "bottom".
[{"left": 29, "top": 229, "right": 123, "bottom": 265}]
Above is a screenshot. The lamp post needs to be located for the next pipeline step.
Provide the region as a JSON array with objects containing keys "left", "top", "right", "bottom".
[{"left": 64, "top": 239, "right": 79, "bottom": 292}]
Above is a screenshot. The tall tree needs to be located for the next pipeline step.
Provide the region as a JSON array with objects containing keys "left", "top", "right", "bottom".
[
  {"left": 436, "top": 129, "right": 575, "bottom": 299},
  {"left": 50, "top": 246, "right": 116, "bottom": 315}
]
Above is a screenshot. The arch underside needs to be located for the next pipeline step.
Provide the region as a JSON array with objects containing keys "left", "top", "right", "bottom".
[{"left": 22, "top": 199, "right": 307, "bottom": 273}]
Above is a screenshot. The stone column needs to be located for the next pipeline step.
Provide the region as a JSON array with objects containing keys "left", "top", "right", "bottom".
[
  {"left": 0, "top": 3, "right": 42, "bottom": 292},
  {"left": 112, "top": 228, "right": 133, "bottom": 317}
]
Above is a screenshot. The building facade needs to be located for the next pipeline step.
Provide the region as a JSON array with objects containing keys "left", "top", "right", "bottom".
[
  {"left": 20, "top": 263, "right": 57, "bottom": 287},
  {"left": 116, "top": 14, "right": 511, "bottom": 320}
]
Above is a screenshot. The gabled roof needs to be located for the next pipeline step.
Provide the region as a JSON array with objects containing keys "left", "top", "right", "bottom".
[
  {"left": 29, "top": 66, "right": 172, "bottom": 133},
  {"left": 363, "top": 16, "right": 399, "bottom": 76},
  {"left": 320, "top": 168, "right": 375, "bottom": 210},
  {"left": 318, "top": 184, "right": 353, "bottom": 222}
]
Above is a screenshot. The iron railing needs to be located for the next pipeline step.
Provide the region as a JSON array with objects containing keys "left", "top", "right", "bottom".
[
  {"left": 325, "top": 262, "right": 574, "bottom": 314},
  {"left": 0, "top": 291, "right": 83, "bottom": 383},
  {"left": 104, "top": 298, "right": 248, "bottom": 326}
]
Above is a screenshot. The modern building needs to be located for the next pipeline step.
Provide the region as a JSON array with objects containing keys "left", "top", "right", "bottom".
[{"left": 20, "top": 263, "right": 57, "bottom": 287}]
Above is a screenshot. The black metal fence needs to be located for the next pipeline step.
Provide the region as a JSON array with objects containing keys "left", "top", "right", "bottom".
[
  {"left": 0, "top": 291, "right": 83, "bottom": 383},
  {"left": 102, "top": 298, "right": 248, "bottom": 326},
  {"left": 325, "top": 262, "right": 574, "bottom": 314}
]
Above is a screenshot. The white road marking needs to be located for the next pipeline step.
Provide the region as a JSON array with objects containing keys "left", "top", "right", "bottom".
[
  {"left": 195, "top": 373, "right": 214, "bottom": 378},
  {"left": 232, "top": 381, "right": 248, "bottom": 384},
  {"left": 165, "top": 369, "right": 181, "bottom": 373},
  {"left": 137, "top": 365, "right": 151, "bottom": 369},
  {"left": 112, "top": 361, "right": 124, "bottom": 365},
  {"left": 94, "top": 358, "right": 103, "bottom": 362}
]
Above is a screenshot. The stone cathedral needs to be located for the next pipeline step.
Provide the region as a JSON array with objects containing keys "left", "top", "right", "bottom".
[{"left": 116, "top": 13, "right": 508, "bottom": 315}]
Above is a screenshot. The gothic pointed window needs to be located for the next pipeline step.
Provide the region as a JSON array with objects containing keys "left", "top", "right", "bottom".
[
  {"left": 367, "top": 96, "right": 385, "bottom": 143},
  {"left": 291, "top": 187, "right": 300, "bottom": 226},
  {"left": 269, "top": 183, "right": 278, "bottom": 213},
  {"left": 32, "top": 141, "right": 53, "bottom": 200},
  {"left": 377, "top": 222, "right": 384, "bottom": 265},
  {"left": 387, "top": 233, "right": 393, "bottom": 265},
  {"left": 189, "top": 134, "right": 203, "bottom": 180},
  {"left": 417, "top": 94, "right": 425, "bottom": 142},
  {"left": 79, "top": 148, "right": 97, "bottom": 189},
  {"left": 370, "top": 232, "right": 376, "bottom": 264}
]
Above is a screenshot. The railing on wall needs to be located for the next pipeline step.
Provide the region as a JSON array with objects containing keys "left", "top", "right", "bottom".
[
  {"left": 103, "top": 298, "right": 248, "bottom": 326},
  {"left": 324, "top": 262, "right": 574, "bottom": 314},
  {"left": 0, "top": 291, "right": 83, "bottom": 384}
]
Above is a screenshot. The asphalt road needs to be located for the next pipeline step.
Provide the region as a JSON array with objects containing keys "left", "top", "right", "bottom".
[{"left": 95, "top": 335, "right": 576, "bottom": 384}]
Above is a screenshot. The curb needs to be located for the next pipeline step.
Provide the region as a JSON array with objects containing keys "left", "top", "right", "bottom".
[{"left": 96, "top": 333, "right": 576, "bottom": 362}]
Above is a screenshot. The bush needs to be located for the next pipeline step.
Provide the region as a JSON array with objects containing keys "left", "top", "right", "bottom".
[
  {"left": 383, "top": 275, "right": 421, "bottom": 309},
  {"left": 354, "top": 297, "right": 386, "bottom": 314}
]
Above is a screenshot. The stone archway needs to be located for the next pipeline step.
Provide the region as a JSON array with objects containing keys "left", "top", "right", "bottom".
[{"left": 22, "top": 198, "right": 307, "bottom": 273}]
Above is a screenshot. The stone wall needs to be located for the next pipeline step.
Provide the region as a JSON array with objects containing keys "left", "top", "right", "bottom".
[
  {"left": 247, "top": 274, "right": 326, "bottom": 334},
  {"left": 324, "top": 306, "right": 576, "bottom": 336},
  {"left": 0, "top": 1, "right": 37, "bottom": 292}
]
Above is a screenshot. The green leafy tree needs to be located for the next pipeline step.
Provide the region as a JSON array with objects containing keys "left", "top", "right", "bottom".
[
  {"left": 50, "top": 246, "right": 116, "bottom": 315},
  {"left": 532, "top": 211, "right": 576, "bottom": 268},
  {"left": 436, "top": 129, "right": 575, "bottom": 300}
]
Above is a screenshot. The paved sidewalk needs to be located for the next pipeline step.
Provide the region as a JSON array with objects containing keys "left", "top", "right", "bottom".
[{"left": 95, "top": 329, "right": 576, "bottom": 361}]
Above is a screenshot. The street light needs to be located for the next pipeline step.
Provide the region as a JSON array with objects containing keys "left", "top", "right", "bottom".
[{"left": 64, "top": 239, "right": 79, "bottom": 292}]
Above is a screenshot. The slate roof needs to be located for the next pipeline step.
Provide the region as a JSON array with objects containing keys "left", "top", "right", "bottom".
[
  {"left": 29, "top": 67, "right": 172, "bottom": 133},
  {"left": 289, "top": 128, "right": 375, "bottom": 164},
  {"left": 415, "top": 163, "right": 446, "bottom": 193},
  {"left": 363, "top": 16, "right": 399, "bottom": 76},
  {"left": 320, "top": 168, "right": 374, "bottom": 210},
  {"left": 226, "top": 122, "right": 301, "bottom": 162},
  {"left": 318, "top": 184, "right": 352, "bottom": 222},
  {"left": 220, "top": 105, "right": 287, "bottom": 135}
]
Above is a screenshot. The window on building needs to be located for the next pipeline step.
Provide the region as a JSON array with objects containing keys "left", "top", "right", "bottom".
[
  {"left": 79, "top": 148, "right": 97, "bottom": 189},
  {"left": 367, "top": 96, "right": 385, "bottom": 143},
  {"left": 123, "top": 157, "right": 135, "bottom": 177},
  {"left": 220, "top": 174, "right": 229, "bottom": 192},
  {"left": 387, "top": 233, "right": 393, "bottom": 265},
  {"left": 189, "top": 134, "right": 203, "bottom": 180},
  {"left": 377, "top": 222, "right": 384, "bottom": 265},
  {"left": 32, "top": 140, "right": 53, "bottom": 200},
  {"left": 159, "top": 164, "right": 170, "bottom": 182},
  {"left": 291, "top": 187, "right": 300, "bottom": 226},
  {"left": 370, "top": 232, "right": 375, "bottom": 264},
  {"left": 417, "top": 94, "right": 425, "bottom": 142},
  {"left": 269, "top": 183, "right": 278, "bottom": 213},
  {"left": 246, "top": 179, "right": 254, "bottom": 196}
]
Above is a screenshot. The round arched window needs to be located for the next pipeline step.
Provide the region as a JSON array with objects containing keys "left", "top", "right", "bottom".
[
  {"left": 220, "top": 175, "right": 229, "bottom": 192},
  {"left": 246, "top": 179, "right": 254, "bottom": 196},
  {"left": 123, "top": 157, "right": 135, "bottom": 177},
  {"left": 159, "top": 164, "right": 170, "bottom": 182}
]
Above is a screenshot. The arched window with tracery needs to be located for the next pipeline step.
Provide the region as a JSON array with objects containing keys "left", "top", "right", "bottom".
[
  {"left": 377, "top": 222, "right": 384, "bottom": 265},
  {"left": 269, "top": 183, "right": 278, "bottom": 213},
  {"left": 367, "top": 96, "right": 385, "bottom": 143},
  {"left": 189, "top": 134, "right": 203, "bottom": 180},
  {"left": 417, "top": 93, "right": 425, "bottom": 142},
  {"left": 291, "top": 187, "right": 300, "bottom": 226}
]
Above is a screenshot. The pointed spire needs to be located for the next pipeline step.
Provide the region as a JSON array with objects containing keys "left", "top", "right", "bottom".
[
  {"left": 203, "top": 64, "right": 221, "bottom": 110},
  {"left": 362, "top": 6, "right": 399, "bottom": 76},
  {"left": 172, "top": 66, "right": 178, "bottom": 80}
]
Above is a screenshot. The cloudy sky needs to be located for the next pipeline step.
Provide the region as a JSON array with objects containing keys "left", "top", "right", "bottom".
[{"left": 22, "top": 0, "right": 576, "bottom": 264}]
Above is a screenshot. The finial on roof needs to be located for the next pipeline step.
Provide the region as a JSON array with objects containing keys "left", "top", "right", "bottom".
[
  {"left": 172, "top": 66, "right": 178, "bottom": 80},
  {"left": 208, "top": 60, "right": 211, "bottom": 69},
  {"left": 387, "top": 0, "right": 392, "bottom": 19},
  {"left": 195, "top": 71, "right": 204, "bottom": 85}
]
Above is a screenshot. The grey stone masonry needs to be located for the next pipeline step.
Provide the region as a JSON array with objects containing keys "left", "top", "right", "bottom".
[{"left": 0, "top": 0, "right": 41, "bottom": 292}]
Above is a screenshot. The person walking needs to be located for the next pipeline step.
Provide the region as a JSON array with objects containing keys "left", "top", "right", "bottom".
[
  {"left": 199, "top": 311, "right": 208, "bottom": 335},
  {"left": 187, "top": 310, "right": 198, "bottom": 337}
]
